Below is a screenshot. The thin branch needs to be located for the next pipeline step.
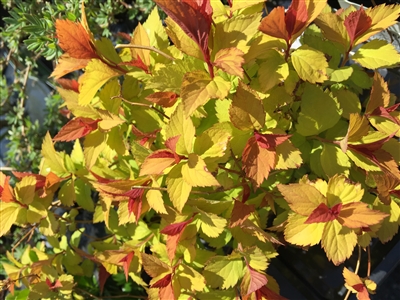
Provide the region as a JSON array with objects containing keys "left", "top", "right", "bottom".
[
  {"left": 12, "top": 225, "right": 37, "bottom": 254},
  {"left": 355, "top": 245, "right": 362, "bottom": 274},
  {"left": 218, "top": 165, "right": 242, "bottom": 176},
  {"left": 0, "top": 167, "right": 16, "bottom": 172},
  {"left": 367, "top": 245, "right": 371, "bottom": 277},
  {"left": 74, "top": 287, "right": 148, "bottom": 299},
  {"left": 115, "top": 44, "right": 175, "bottom": 61},
  {"left": 117, "top": 96, "right": 170, "bottom": 120}
]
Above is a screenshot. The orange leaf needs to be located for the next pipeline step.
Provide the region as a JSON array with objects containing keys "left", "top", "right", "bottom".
[
  {"left": 50, "top": 54, "right": 90, "bottom": 79},
  {"left": 213, "top": 47, "right": 245, "bottom": 78},
  {"left": 242, "top": 136, "right": 276, "bottom": 187},
  {"left": 259, "top": 7, "right": 288, "bottom": 42},
  {"left": 56, "top": 78, "right": 80, "bottom": 93},
  {"left": 366, "top": 72, "right": 390, "bottom": 114},
  {"left": 337, "top": 202, "right": 389, "bottom": 229},
  {"left": 53, "top": 117, "right": 100, "bottom": 142},
  {"left": 230, "top": 200, "right": 255, "bottom": 227},
  {"left": 0, "top": 175, "right": 15, "bottom": 203},
  {"left": 145, "top": 92, "right": 179, "bottom": 108},
  {"left": 139, "top": 151, "right": 178, "bottom": 176},
  {"left": 373, "top": 173, "right": 400, "bottom": 205},
  {"left": 56, "top": 19, "right": 97, "bottom": 59}
]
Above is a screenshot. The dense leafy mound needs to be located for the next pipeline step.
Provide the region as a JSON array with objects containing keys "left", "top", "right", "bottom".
[{"left": 1, "top": 0, "right": 400, "bottom": 299}]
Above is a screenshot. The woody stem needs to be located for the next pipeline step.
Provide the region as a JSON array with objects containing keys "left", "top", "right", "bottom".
[{"left": 115, "top": 44, "right": 175, "bottom": 61}]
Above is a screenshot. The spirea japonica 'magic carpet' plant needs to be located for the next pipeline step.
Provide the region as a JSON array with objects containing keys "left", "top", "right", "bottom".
[{"left": 1, "top": 0, "right": 400, "bottom": 299}]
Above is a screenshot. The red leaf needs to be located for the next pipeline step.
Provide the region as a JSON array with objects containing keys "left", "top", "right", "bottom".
[
  {"left": 117, "top": 32, "right": 132, "bottom": 42},
  {"left": 46, "top": 278, "right": 63, "bottom": 290},
  {"left": 12, "top": 172, "right": 46, "bottom": 190},
  {"left": 254, "top": 132, "right": 292, "bottom": 150},
  {"left": 55, "top": 19, "right": 97, "bottom": 59},
  {"left": 151, "top": 273, "right": 172, "bottom": 288},
  {"left": 305, "top": 203, "right": 342, "bottom": 224},
  {"left": 245, "top": 267, "right": 269, "bottom": 296},
  {"left": 349, "top": 133, "right": 395, "bottom": 152},
  {"left": 56, "top": 78, "right": 80, "bottom": 93},
  {"left": 127, "top": 195, "right": 143, "bottom": 224},
  {"left": 90, "top": 171, "right": 118, "bottom": 184},
  {"left": 343, "top": 7, "right": 372, "bottom": 46},
  {"left": 146, "top": 92, "right": 179, "bottom": 108},
  {"left": 230, "top": 200, "right": 255, "bottom": 227},
  {"left": 154, "top": 0, "right": 213, "bottom": 63},
  {"left": 99, "top": 265, "right": 111, "bottom": 295},
  {"left": 161, "top": 218, "right": 192, "bottom": 236},
  {"left": 161, "top": 218, "right": 193, "bottom": 261},
  {"left": 370, "top": 105, "right": 400, "bottom": 125},
  {"left": 119, "top": 251, "right": 135, "bottom": 282},
  {"left": 258, "top": 286, "right": 288, "bottom": 300},
  {"left": 165, "top": 136, "right": 180, "bottom": 154},
  {"left": 131, "top": 125, "right": 160, "bottom": 146},
  {"left": 53, "top": 117, "right": 100, "bottom": 142},
  {"left": 119, "top": 56, "right": 149, "bottom": 73},
  {"left": 285, "top": 0, "right": 308, "bottom": 40}
]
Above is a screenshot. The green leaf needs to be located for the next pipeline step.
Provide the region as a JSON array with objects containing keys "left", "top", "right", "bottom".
[
  {"left": 321, "top": 220, "right": 357, "bottom": 266},
  {"left": 352, "top": 39, "right": 400, "bottom": 69},
  {"left": 213, "top": 13, "right": 261, "bottom": 54},
  {"left": 147, "top": 57, "right": 205, "bottom": 93},
  {"left": 258, "top": 49, "right": 289, "bottom": 92},
  {"left": 296, "top": 84, "right": 342, "bottom": 136},
  {"left": 182, "top": 154, "right": 220, "bottom": 187},
  {"left": 167, "top": 164, "right": 192, "bottom": 212},
  {"left": 326, "top": 174, "right": 363, "bottom": 206},
  {"left": 194, "top": 122, "right": 231, "bottom": 158},
  {"left": 346, "top": 150, "right": 381, "bottom": 172},
  {"left": 165, "top": 103, "right": 195, "bottom": 156},
  {"left": 321, "top": 143, "right": 351, "bottom": 177},
  {"left": 284, "top": 213, "right": 325, "bottom": 246},
  {"left": 14, "top": 176, "right": 36, "bottom": 205},
  {"left": 373, "top": 200, "right": 400, "bottom": 243},
  {"left": 0, "top": 202, "right": 21, "bottom": 237},
  {"left": 78, "top": 59, "right": 120, "bottom": 105},
  {"left": 143, "top": 7, "right": 169, "bottom": 50},
  {"left": 331, "top": 88, "right": 361, "bottom": 119},
  {"left": 195, "top": 208, "right": 227, "bottom": 238},
  {"left": 203, "top": 253, "right": 245, "bottom": 289},
  {"left": 176, "top": 264, "right": 206, "bottom": 292},
  {"left": 291, "top": 46, "right": 328, "bottom": 83},
  {"left": 328, "top": 66, "right": 353, "bottom": 82},
  {"left": 74, "top": 178, "right": 94, "bottom": 212},
  {"left": 41, "top": 132, "right": 68, "bottom": 177},
  {"left": 277, "top": 182, "right": 326, "bottom": 216}
]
